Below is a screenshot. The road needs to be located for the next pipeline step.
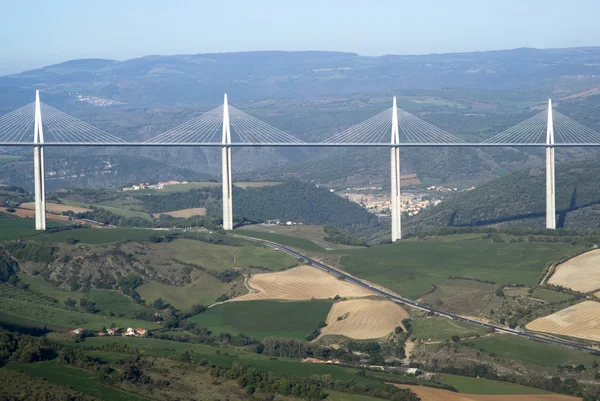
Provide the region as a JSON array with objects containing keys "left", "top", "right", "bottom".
[{"left": 242, "top": 235, "right": 600, "bottom": 355}]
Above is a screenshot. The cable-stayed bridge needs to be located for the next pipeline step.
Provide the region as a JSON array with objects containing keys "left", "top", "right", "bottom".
[{"left": 1, "top": 91, "right": 600, "bottom": 240}]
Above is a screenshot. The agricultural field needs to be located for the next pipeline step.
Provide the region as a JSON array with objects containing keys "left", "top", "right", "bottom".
[
  {"left": 526, "top": 301, "right": 600, "bottom": 342},
  {"left": 137, "top": 271, "right": 230, "bottom": 311},
  {"left": 337, "top": 240, "right": 578, "bottom": 299},
  {"left": 152, "top": 207, "right": 206, "bottom": 218},
  {"left": 0, "top": 216, "right": 65, "bottom": 240},
  {"left": 0, "top": 284, "right": 159, "bottom": 331},
  {"left": 236, "top": 228, "right": 327, "bottom": 252},
  {"left": 243, "top": 224, "right": 358, "bottom": 250},
  {"left": 0, "top": 155, "right": 23, "bottom": 163},
  {"left": 548, "top": 249, "right": 600, "bottom": 293},
  {"left": 94, "top": 198, "right": 146, "bottom": 211},
  {"left": 532, "top": 288, "right": 574, "bottom": 303},
  {"left": 232, "top": 265, "right": 372, "bottom": 302},
  {"left": 319, "top": 299, "right": 408, "bottom": 340},
  {"left": 418, "top": 279, "right": 499, "bottom": 316},
  {"left": 411, "top": 317, "right": 489, "bottom": 341},
  {"left": 464, "top": 334, "right": 600, "bottom": 368},
  {"left": 234, "top": 181, "right": 283, "bottom": 189},
  {"left": 161, "top": 237, "right": 296, "bottom": 272},
  {"left": 93, "top": 204, "right": 153, "bottom": 219},
  {"left": 189, "top": 299, "right": 332, "bottom": 340},
  {"left": 20, "top": 201, "right": 91, "bottom": 214}
]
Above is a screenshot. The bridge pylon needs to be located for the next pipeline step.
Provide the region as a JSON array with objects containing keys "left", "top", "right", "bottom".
[
  {"left": 33, "top": 90, "right": 46, "bottom": 230},
  {"left": 391, "top": 97, "right": 401, "bottom": 241},
  {"left": 546, "top": 99, "right": 556, "bottom": 229},
  {"left": 222, "top": 94, "right": 233, "bottom": 231}
]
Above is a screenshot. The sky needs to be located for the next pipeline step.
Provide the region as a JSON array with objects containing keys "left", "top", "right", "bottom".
[{"left": 1, "top": 0, "right": 599, "bottom": 75}]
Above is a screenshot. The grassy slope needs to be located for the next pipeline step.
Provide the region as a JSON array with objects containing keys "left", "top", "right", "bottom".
[
  {"left": 137, "top": 272, "right": 229, "bottom": 310},
  {"left": 411, "top": 317, "right": 489, "bottom": 340},
  {"left": 5, "top": 362, "right": 149, "bottom": 401},
  {"left": 464, "top": 334, "right": 600, "bottom": 368},
  {"left": 168, "top": 238, "right": 297, "bottom": 272},
  {"left": 29, "top": 227, "right": 158, "bottom": 244},
  {"left": 338, "top": 240, "right": 578, "bottom": 299},
  {"left": 532, "top": 288, "right": 575, "bottom": 303},
  {"left": 189, "top": 300, "right": 333, "bottom": 340},
  {"left": 237, "top": 229, "right": 326, "bottom": 252},
  {"left": 437, "top": 373, "right": 550, "bottom": 395}
]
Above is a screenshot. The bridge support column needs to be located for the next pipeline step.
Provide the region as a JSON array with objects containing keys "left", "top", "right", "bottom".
[
  {"left": 546, "top": 99, "right": 556, "bottom": 229},
  {"left": 33, "top": 90, "right": 46, "bottom": 230},
  {"left": 391, "top": 97, "right": 401, "bottom": 242},
  {"left": 222, "top": 94, "right": 233, "bottom": 231}
]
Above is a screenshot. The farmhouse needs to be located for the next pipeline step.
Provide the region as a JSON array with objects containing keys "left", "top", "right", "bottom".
[
  {"left": 107, "top": 327, "right": 120, "bottom": 335},
  {"left": 70, "top": 328, "right": 84, "bottom": 335}
]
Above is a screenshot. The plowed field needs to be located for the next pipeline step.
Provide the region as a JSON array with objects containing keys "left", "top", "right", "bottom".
[
  {"left": 526, "top": 300, "right": 600, "bottom": 342},
  {"left": 548, "top": 250, "right": 600, "bottom": 293},
  {"left": 319, "top": 299, "right": 408, "bottom": 339},
  {"left": 231, "top": 265, "right": 372, "bottom": 301}
]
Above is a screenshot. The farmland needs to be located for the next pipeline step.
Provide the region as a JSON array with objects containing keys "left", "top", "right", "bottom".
[
  {"left": 152, "top": 207, "right": 206, "bottom": 218},
  {"left": 337, "top": 240, "right": 579, "bottom": 299},
  {"left": 232, "top": 265, "right": 372, "bottom": 302},
  {"left": 236, "top": 228, "right": 327, "bottom": 252},
  {"left": 0, "top": 217, "right": 65, "bottom": 240},
  {"left": 28, "top": 227, "right": 158, "bottom": 244},
  {"left": 411, "top": 317, "right": 489, "bottom": 341},
  {"left": 319, "top": 299, "right": 409, "bottom": 340},
  {"left": 548, "top": 249, "right": 600, "bottom": 293},
  {"left": 526, "top": 301, "right": 600, "bottom": 342},
  {"left": 464, "top": 334, "right": 600, "bottom": 368},
  {"left": 392, "top": 384, "right": 577, "bottom": 400},
  {"left": 189, "top": 299, "right": 333, "bottom": 340}
]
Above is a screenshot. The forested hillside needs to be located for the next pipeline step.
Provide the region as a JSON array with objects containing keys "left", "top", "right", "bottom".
[{"left": 407, "top": 160, "right": 600, "bottom": 233}]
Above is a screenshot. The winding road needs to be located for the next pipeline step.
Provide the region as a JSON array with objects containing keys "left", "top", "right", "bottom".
[{"left": 242, "top": 235, "right": 600, "bottom": 355}]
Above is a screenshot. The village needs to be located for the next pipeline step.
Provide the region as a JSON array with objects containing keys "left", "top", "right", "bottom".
[{"left": 122, "top": 180, "right": 189, "bottom": 191}]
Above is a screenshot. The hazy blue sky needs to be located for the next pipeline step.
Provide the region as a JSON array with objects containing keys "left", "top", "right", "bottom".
[{"left": 1, "top": 0, "right": 599, "bottom": 74}]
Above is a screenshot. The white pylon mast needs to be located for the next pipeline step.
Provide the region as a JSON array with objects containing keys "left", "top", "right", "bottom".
[
  {"left": 33, "top": 90, "right": 46, "bottom": 230},
  {"left": 391, "top": 96, "right": 401, "bottom": 241},
  {"left": 221, "top": 94, "right": 233, "bottom": 231},
  {"left": 545, "top": 99, "right": 556, "bottom": 229}
]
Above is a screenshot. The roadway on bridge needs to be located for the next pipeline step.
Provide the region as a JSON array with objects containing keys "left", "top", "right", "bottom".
[{"left": 238, "top": 235, "right": 600, "bottom": 355}]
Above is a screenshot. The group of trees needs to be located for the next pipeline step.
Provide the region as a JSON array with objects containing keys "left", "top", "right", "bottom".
[{"left": 323, "top": 225, "right": 368, "bottom": 246}]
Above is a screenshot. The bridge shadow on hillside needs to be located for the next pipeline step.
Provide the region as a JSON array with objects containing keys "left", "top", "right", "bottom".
[{"left": 449, "top": 187, "right": 593, "bottom": 228}]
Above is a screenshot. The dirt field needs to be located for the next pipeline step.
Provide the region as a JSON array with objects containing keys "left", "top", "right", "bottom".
[
  {"left": 319, "top": 299, "right": 408, "bottom": 339},
  {"left": 20, "top": 202, "right": 91, "bottom": 214},
  {"left": 153, "top": 208, "right": 206, "bottom": 218},
  {"left": 548, "top": 250, "right": 600, "bottom": 293},
  {"left": 231, "top": 265, "right": 372, "bottom": 302},
  {"left": 526, "top": 300, "right": 600, "bottom": 342},
  {"left": 391, "top": 384, "right": 580, "bottom": 401}
]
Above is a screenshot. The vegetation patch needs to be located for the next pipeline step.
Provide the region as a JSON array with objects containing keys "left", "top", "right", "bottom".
[{"left": 411, "top": 317, "right": 488, "bottom": 341}]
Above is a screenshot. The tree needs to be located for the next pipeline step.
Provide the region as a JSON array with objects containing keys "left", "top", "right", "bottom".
[
  {"left": 64, "top": 298, "right": 77, "bottom": 307},
  {"left": 152, "top": 298, "right": 166, "bottom": 310}
]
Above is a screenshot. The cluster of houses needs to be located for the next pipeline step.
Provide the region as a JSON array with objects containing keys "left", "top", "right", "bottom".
[
  {"left": 70, "top": 327, "right": 148, "bottom": 337},
  {"left": 300, "top": 357, "right": 341, "bottom": 364},
  {"left": 122, "top": 180, "right": 188, "bottom": 191}
]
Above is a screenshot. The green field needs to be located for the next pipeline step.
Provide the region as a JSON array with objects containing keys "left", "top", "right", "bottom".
[
  {"left": 94, "top": 204, "right": 153, "bottom": 220},
  {"left": 411, "top": 317, "right": 489, "bottom": 341},
  {"left": 137, "top": 272, "right": 230, "bottom": 310},
  {"left": 0, "top": 284, "right": 160, "bottom": 331},
  {"left": 94, "top": 198, "right": 146, "bottom": 211},
  {"left": 0, "top": 218, "right": 65, "bottom": 240},
  {"left": 29, "top": 227, "right": 158, "bottom": 244},
  {"left": 533, "top": 288, "right": 575, "bottom": 303},
  {"left": 167, "top": 238, "right": 297, "bottom": 272},
  {"left": 189, "top": 300, "right": 333, "bottom": 340},
  {"left": 237, "top": 228, "right": 326, "bottom": 252},
  {"left": 465, "top": 334, "right": 600, "bottom": 368},
  {"left": 437, "top": 373, "right": 549, "bottom": 395},
  {"left": 338, "top": 240, "right": 579, "bottom": 299},
  {"left": 0, "top": 155, "right": 23, "bottom": 164},
  {"left": 5, "top": 362, "right": 149, "bottom": 401}
]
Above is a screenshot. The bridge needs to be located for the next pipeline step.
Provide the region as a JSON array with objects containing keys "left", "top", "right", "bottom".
[{"left": 2, "top": 90, "right": 600, "bottom": 240}]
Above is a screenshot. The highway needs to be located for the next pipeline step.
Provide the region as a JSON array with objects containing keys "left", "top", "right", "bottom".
[{"left": 243, "top": 236, "right": 600, "bottom": 355}]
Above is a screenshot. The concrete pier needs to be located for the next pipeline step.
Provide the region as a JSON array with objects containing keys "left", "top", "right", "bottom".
[
  {"left": 34, "top": 90, "right": 46, "bottom": 230},
  {"left": 222, "top": 94, "right": 233, "bottom": 231},
  {"left": 546, "top": 99, "right": 556, "bottom": 229},
  {"left": 391, "top": 97, "right": 401, "bottom": 241}
]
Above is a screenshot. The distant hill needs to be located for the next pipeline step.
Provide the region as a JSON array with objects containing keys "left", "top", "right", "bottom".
[
  {"left": 407, "top": 160, "right": 600, "bottom": 233},
  {"left": 3, "top": 48, "right": 600, "bottom": 106}
]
